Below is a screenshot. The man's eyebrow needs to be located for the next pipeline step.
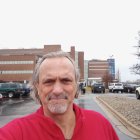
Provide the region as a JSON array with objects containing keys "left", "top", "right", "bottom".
[
  {"left": 42, "top": 76, "right": 54, "bottom": 81},
  {"left": 61, "top": 76, "right": 72, "bottom": 79}
]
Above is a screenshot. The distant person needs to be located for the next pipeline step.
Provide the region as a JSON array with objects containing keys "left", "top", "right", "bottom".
[
  {"left": 0, "top": 51, "right": 119, "bottom": 140},
  {"left": 79, "top": 82, "right": 83, "bottom": 91}
]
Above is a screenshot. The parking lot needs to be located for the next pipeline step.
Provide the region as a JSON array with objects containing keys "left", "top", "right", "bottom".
[{"left": 0, "top": 93, "right": 138, "bottom": 140}]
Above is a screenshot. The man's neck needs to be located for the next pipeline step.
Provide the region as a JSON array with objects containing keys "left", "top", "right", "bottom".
[
  {"left": 46, "top": 106, "right": 76, "bottom": 139},
  {"left": 43, "top": 103, "right": 76, "bottom": 139},
  {"left": 54, "top": 109, "right": 76, "bottom": 139}
]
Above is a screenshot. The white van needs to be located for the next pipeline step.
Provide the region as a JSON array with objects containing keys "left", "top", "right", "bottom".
[{"left": 108, "top": 83, "right": 124, "bottom": 93}]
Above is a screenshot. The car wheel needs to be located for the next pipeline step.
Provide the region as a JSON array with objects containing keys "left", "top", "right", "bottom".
[
  {"left": 8, "top": 92, "right": 14, "bottom": 98},
  {"left": 83, "top": 89, "right": 86, "bottom": 94},
  {"left": 136, "top": 91, "right": 140, "bottom": 99},
  {"left": 91, "top": 90, "right": 94, "bottom": 93}
]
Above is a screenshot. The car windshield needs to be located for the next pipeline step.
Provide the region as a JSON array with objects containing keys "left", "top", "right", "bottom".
[
  {"left": 94, "top": 84, "right": 103, "bottom": 86},
  {"left": 22, "top": 84, "right": 29, "bottom": 88},
  {"left": 115, "top": 84, "right": 122, "bottom": 86},
  {"left": 125, "top": 84, "right": 140, "bottom": 87},
  {"left": 0, "top": 84, "right": 8, "bottom": 88}
]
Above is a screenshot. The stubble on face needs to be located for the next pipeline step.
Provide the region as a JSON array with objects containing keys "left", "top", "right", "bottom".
[{"left": 46, "top": 92, "right": 70, "bottom": 114}]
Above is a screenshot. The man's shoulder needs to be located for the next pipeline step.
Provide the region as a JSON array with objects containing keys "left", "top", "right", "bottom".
[
  {"left": 77, "top": 105, "right": 110, "bottom": 124},
  {"left": 82, "top": 108, "right": 105, "bottom": 119}
]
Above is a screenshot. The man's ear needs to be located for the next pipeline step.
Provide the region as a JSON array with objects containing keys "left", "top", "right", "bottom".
[{"left": 75, "top": 91, "right": 79, "bottom": 99}]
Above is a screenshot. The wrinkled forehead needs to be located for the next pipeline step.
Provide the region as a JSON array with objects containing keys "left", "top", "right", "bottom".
[{"left": 40, "top": 56, "right": 75, "bottom": 71}]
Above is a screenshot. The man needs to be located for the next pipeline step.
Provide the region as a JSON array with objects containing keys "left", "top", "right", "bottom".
[{"left": 0, "top": 51, "right": 119, "bottom": 140}]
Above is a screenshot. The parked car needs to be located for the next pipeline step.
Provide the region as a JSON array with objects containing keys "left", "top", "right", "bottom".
[
  {"left": 135, "top": 87, "right": 140, "bottom": 99},
  {"left": 108, "top": 83, "right": 124, "bottom": 93},
  {"left": 21, "top": 83, "right": 30, "bottom": 96},
  {"left": 91, "top": 83, "right": 105, "bottom": 93},
  {"left": 0, "top": 93, "right": 3, "bottom": 103},
  {"left": 123, "top": 84, "right": 140, "bottom": 93},
  {"left": 79, "top": 82, "right": 86, "bottom": 94},
  {"left": 0, "top": 82, "right": 24, "bottom": 98}
]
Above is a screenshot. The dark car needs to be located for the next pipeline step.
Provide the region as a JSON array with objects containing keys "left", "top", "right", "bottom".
[
  {"left": 0, "top": 93, "right": 3, "bottom": 103},
  {"left": 91, "top": 83, "right": 105, "bottom": 93},
  {"left": 21, "top": 83, "right": 30, "bottom": 96},
  {"left": 79, "top": 82, "right": 86, "bottom": 94},
  {"left": 123, "top": 84, "right": 140, "bottom": 93},
  {"left": 0, "top": 82, "right": 24, "bottom": 98}
]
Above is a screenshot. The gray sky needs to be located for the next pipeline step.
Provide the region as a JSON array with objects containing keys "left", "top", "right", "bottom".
[{"left": 0, "top": 0, "right": 140, "bottom": 82}]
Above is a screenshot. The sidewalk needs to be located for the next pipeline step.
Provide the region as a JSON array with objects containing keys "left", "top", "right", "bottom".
[
  {"left": 95, "top": 94, "right": 140, "bottom": 139},
  {"left": 77, "top": 93, "right": 140, "bottom": 140}
]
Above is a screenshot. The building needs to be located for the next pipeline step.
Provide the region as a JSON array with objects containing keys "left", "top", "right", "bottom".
[
  {"left": 84, "top": 60, "right": 88, "bottom": 82},
  {"left": 0, "top": 45, "right": 84, "bottom": 83},
  {"left": 69, "top": 46, "right": 84, "bottom": 81},
  {"left": 107, "top": 58, "right": 115, "bottom": 79},
  {"left": 88, "top": 59, "right": 109, "bottom": 83},
  {"left": 0, "top": 54, "right": 36, "bottom": 82}
]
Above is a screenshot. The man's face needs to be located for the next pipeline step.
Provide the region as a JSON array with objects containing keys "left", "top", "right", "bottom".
[{"left": 36, "top": 57, "right": 77, "bottom": 116}]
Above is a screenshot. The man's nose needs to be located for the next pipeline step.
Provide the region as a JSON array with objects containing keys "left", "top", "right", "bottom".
[{"left": 52, "top": 82, "right": 63, "bottom": 95}]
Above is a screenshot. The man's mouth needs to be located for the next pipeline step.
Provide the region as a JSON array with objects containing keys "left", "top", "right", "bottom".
[{"left": 48, "top": 94, "right": 68, "bottom": 101}]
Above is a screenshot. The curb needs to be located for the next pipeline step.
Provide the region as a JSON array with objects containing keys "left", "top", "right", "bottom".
[{"left": 96, "top": 96, "right": 140, "bottom": 137}]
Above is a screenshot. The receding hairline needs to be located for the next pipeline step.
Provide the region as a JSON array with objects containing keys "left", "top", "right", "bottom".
[
  {"left": 38, "top": 56, "right": 76, "bottom": 78},
  {"left": 41, "top": 55, "right": 75, "bottom": 66},
  {"left": 38, "top": 55, "right": 78, "bottom": 80}
]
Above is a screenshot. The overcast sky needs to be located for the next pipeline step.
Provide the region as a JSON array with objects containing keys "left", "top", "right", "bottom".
[{"left": 0, "top": 0, "right": 140, "bottom": 82}]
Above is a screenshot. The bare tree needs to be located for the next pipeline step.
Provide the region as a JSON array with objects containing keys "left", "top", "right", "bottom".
[
  {"left": 130, "top": 31, "right": 140, "bottom": 75},
  {"left": 116, "top": 69, "right": 121, "bottom": 82},
  {"left": 102, "top": 70, "right": 114, "bottom": 88}
]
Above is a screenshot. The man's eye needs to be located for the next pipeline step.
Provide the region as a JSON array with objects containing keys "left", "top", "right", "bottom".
[
  {"left": 44, "top": 80, "right": 53, "bottom": 84},
  {"left": 62, "top": 79, "right": 72, "bottom": 83}
]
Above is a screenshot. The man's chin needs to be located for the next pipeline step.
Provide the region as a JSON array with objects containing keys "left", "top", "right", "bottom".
[{"left": 47, "top": 102, "right": 68, "bottom": 114}]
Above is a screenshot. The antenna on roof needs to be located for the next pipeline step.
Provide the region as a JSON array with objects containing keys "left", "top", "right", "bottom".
[{"left": 109, "top": 55, "right": 114, "bottom": 59}]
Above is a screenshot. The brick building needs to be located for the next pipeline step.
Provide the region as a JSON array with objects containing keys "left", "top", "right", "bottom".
[
  {"left": 0, "top": 54, "right": 36, "bottom": 82},
  {"left": 69, "top": 47, "right": 84, "bottom": 81},
  {"left": 0, "top": 45, "right": 84, "bottom": 83},
  {"left": 88, "top": 59, "right": 109, "bottom": 80}
]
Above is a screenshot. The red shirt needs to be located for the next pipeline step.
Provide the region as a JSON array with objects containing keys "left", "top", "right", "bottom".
[{"left": 0, "top": 104, "right": 119, "bottom": 140}]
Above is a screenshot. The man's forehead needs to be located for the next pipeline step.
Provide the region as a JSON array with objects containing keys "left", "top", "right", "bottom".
[
  {"left": 38, "top": 57, "right": 75, "bottom": 74},
  {"left": 42, "top": 57, "right": 74, "bottom": 66},
  {"left": 38, "top": 56, "right": 77, "bottom": 81}
]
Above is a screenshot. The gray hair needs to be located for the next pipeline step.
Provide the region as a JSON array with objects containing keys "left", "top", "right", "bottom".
[{"left": 29, "top": 51, "right": 80, "bottom": 104}]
